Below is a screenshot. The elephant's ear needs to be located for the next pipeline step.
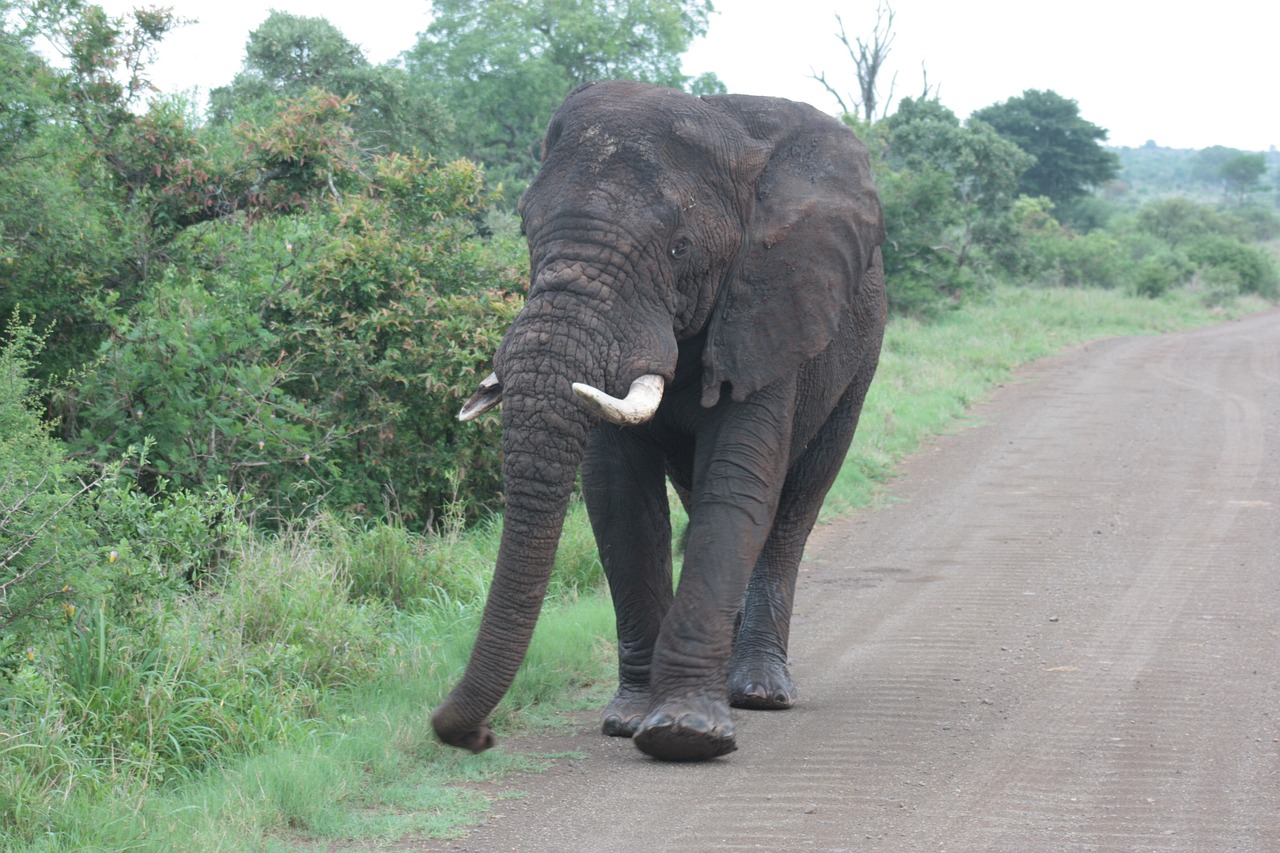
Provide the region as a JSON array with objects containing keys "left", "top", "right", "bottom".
[{"left": 699, "top": 96, "right": 885, "bottom": 407}]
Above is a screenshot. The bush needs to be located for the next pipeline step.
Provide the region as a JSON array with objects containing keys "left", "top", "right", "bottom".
[
  {"left": 1, "top": 322, "right": 102, "bottom": 666},
  {"left": 1023, "top": 228, "right": 1129, "bottom": 289},
  {"left": 3, "top": 318, "right": 255, "bottom": 676},
  {"left": 1135, "top": 197, "right": 1220, "bottom": 246},
  {"left": 1230, "top": 205, "right": 1280, "bottom": 242},
  {"left": 58, "top": 155, "right": 526, "bottom": 528},
  {"left": 0, "top": 127, "right": 135, "bottom": 384},
  {"left": 1131, "top": 250, "right": 1194, "bottom": 298},
  {"left": 58, "top": 269, "right": 336, "bottom": 523},
  {"left": 877, "top": 167, "right": 978, "bottom": 316},
  {"left": 269, "top": 155, "right": 524, "bottom": 526},
  {"left": 1134, "top": 197, "right": 1280, "bottom": 246},
  {"left": 1186, "top": 234, "right": 1278, "bottom": 297},
  {"left": 88, "top": 446, "right": 247, "bottom": 617}
]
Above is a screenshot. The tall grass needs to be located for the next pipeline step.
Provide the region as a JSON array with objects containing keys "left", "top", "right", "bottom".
[
  {"left": 0, "top": 506, "right": 613, "bottom": 851},
  {"left": 0, "top": 285, "right": 1269, "bottom": 851}
]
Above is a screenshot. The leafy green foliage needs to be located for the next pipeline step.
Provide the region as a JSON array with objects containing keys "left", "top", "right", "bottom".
[
  {"left": 266, "top": 154, "right": 524, "bottom": 524},
  {"left": 58, "top": 149, "right": 523, "bottom": 526},
  {"left": 0, "top": 322, "right": 99, "bottom": 663},
  {"left": 1135, "top": 196, "right": 1221, "bottom": 246},
  {"left": 1218, "top": 153, "right": 1268, "bottom": 204},
  {"left": 868, "top": 98, "right": 1032, "bottom": 315},
  {"left": 208, "top": 11, "right": 453, "bottom": 155},
  {"left": 1, "top": 13, "right": 527, "bottom": 528},
  {"left": 972, "top": 89, "right": 1120, "bottom": 213},
  {"left": 1185, "top": 234, "right": 1278, "bottom": 297},
  {"left": 0, "top": 0, "right": 60, "bottom": 157},
  {"left": 0, "top": 92, "right": 133, "bottom": 381},
  {"left": 1, "top": 323, "right": 245, "bottom": 675},
  {"left": 58, "top": 272, "right": 328, "bottom": 511},
  {"left": 997, "top": 193, "right": 1277, "bottom": 302},
  {"left": 89, "top": 452, "right": 246, "bottom": 612},
  {"left": 408, "top": 0, "right": 720, "bottom": 186}
]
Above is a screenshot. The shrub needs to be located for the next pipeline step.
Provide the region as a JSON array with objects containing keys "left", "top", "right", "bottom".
[
  {"left": 88, "top": 446, "right": 248, "bottom": 617},
  {"left": 1131, "top": 250, "right": 1194, "bottom": 298},
  {"left": 1186, "top": 234, "right": 1278, "bottom": 297},
  {"left": 1024, "top": 228, "right": 1129, "bottom": 289},
  {"left": 58, "top": 153, "right": 525, "bottom": 529},
  {"left": 271, "top": 155, "right": 524, "bottom": 526},
  {"left": 1135, "top": 197, "right": 1220, "bottom": 246},
  {"left": 1230, "top": 205, "right": 1280, "bottom": 242},
  {"left": 57, "top": 270, "right": 335, "bottom": 523},
  {"left": 877, "top": 167, "right": 978, "bottom": 316},
  {"left": 0, "top": 321, "right": 102, "bottom": 666},
  {"left": 3, "top": 319, "right": 256, "bottom": 674}
]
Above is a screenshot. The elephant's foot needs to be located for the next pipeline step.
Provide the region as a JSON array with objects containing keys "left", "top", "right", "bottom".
[
  {"left": 728, "top": 659, "right": 797, "bottom": 710},
  {"left": 601, "top": 687, "right": 650, "bottom": 738},
  {"left": 632, "top": 695, "right": 736, "bottom": 761}
]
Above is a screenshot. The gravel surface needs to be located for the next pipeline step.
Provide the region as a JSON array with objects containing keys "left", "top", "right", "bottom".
[{"left": 408, "top": 309, "right": 1280, "bottom": 853}]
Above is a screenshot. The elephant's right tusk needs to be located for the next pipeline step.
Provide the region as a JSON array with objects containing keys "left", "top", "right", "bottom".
[
  {"left": 458, "top": 372, "right": 503, "bottom": 422},
  {"left": 572, "top": 374, "right": 665, "bottom": 425}
]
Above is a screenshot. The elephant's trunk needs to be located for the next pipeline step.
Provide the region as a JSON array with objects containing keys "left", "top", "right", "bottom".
[{"left": 430, "top": 385, "right": 592, "bottom": 752}]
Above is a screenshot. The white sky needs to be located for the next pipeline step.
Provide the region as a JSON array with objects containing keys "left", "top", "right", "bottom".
[{"left": 94, "top": 0, "right": 1276, "bottom": 152}]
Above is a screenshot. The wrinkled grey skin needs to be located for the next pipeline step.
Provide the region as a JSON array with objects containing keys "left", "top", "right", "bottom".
[{"left": 431, "top": 80, "right": 887, "bottom": 761}]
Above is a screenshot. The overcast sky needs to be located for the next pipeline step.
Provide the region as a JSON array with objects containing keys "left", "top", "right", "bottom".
[{"left": 95, "top": 0, "right": 1276, "bottom": 152}]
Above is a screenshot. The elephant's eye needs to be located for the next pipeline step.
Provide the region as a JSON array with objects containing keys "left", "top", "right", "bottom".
[{"left": 669, "top": 238, "right": 691, "bottom": 259}]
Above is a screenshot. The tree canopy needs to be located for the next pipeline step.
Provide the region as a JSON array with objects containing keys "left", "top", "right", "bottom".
[
  {"left": 208, "top": 11, "right": 452, "bottom": 154},
  {"left": 972, "top": 89, "right": 1119, "bottom": 209},
  {"left": 406, "top": 0, "right": 722, "bottom": 186},
  {"left": 1218, "top": 153, "right": 1267, "bottom": 204},
  {"left": 871, "top": 96, "right": 1032, "bottom": 313}
]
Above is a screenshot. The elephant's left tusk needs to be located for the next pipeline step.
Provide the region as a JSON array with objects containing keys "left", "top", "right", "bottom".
[
  {"left": 459, "top": 372, "right": 503, "bottom": 422},
  {"left": 572, "top": 375, "right": 665, "bottom": 425}
]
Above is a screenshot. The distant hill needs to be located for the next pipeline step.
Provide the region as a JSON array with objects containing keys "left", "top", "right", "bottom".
[{"left": 1109, "top": 143, "right": 1280, "bottom": 205}]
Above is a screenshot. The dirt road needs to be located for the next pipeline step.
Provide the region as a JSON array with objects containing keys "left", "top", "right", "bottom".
[{"left": 424, "top": 309, "right": 1280, "bottom": 852}]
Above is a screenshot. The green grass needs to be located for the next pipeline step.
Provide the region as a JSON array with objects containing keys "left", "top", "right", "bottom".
[{"left": 0, "top": 285, "right": 1270, "bottom": 852}]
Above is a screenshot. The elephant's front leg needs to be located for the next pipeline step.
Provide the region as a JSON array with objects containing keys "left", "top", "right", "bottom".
[
  {"left": 633, "top": 390, "right": 794, "bottom": 761},
  {"left": 583, "top": 425, "right": 673, "bottom": 738}
]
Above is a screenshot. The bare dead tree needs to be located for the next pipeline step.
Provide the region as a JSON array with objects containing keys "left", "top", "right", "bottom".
[
  {"left": 919, "top": 62, "right": 937, "bottom": 103},
  {"left": 810, "top": 3, "right": 911, "bottom": 123}
]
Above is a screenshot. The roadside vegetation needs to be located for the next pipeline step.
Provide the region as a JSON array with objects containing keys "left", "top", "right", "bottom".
[{"left": 2, "top": 1, "right": 1277, "bottom": 849}]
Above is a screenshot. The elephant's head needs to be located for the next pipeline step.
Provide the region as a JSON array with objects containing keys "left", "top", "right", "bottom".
[{"left": 431, "top": 80, "right": 883, "bottom": 753}]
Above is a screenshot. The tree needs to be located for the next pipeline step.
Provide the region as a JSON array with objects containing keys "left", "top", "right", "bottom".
[
  {"left": 407, "top": 0, "right": 720, "bottom": 185},
  {"left": 54, "top": 92, "right": 524, "bottom": 525},
  {"left": 1, "top": 0, "right": 186, "bottom": 381},
  {"left": 811, "top": 3, "right": 900, "bottom": 124},
  {"left": 1135, "top": 197, "right": 1217, "bottom": 247},
  {"left": 0, "top": 0, "right": 60, "bottom": 158},
  {"left": 1189, "top": 145, "right": 1244, "bottom": 185},
  {"left": 872, "top": 97, "right": 1033, "bottom": 314},
  {"left": 972, "top": 89, "right": 1119, "bottom": 209},
  {"left": 208, "top": 11, "right": 452, "bottom": 155},
  {"left": 1218, "top": 153, "right": 1266, "bottom": 204}
]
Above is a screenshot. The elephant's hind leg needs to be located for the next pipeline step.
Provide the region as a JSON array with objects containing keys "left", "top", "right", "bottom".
[{"left": 728, "top": 384, "right": 868, "bottom": 710}]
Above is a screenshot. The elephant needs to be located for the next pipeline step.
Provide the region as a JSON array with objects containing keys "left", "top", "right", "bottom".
[{"left": 431, "top": 80, "right": 887, "bottom": 762}]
